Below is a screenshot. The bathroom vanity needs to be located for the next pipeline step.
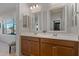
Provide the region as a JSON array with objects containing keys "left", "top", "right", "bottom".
[
  {"left": 21, "top": 36, "right": 79, "bottom": 56},
  {"left": 20, "top": 3, "right": 79, "bottom": 56},
  {"left": 21, "top": 35, "right": 79, "bottom": 56}
]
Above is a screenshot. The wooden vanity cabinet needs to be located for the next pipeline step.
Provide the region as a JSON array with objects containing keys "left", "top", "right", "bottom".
[
  {"left": 56, "top": 46, "right": 76, "bottom": 56},
  {"left": 31, "top": 38, "right": 40, "bottom": 56},
  {"left": 21, "top": 36, "right": 78, "bottom": 56},
  {"left": 78, "top": 42, "right": 79, "bottom": 55},
  {"left": 21, "top": 36, "right": 40, "bottom": 56},
  {"left": 21, "top": 36, "right": 31, "bottom": 55},
  {"left": 40, "top": 43, "right": 75, "bottom": 56},
  {"left": 40, "top": 44, "right": 76, "bottom": 56},
  {"left": 40, "top": 43, "right": 52, "bottom": 56},
  {"left": 40, "top": 38, "right": 78, "bottom": 56}
]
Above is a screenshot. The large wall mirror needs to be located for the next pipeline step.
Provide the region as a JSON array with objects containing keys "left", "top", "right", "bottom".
[
  {"left": 25, "top": 3, "right": 79, "bottom": 34},
  {"left": 31, "top": 11, "right": 41, "bottom": 33},
  {"left": 48, "top": 5, "right": 67, "bottom": 32}
]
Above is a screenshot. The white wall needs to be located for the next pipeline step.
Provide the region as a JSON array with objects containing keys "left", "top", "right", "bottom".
[{"left": 19, "top": 3, "right": 30, "bottom": 34}]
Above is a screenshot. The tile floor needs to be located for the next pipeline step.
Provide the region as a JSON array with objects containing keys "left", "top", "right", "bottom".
[{"left": 0, "top": 52, "right": 16, "bottom": 56}]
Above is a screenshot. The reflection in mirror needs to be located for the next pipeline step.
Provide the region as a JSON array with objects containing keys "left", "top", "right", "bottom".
[
  {"left": 49, "top": 6, "right": 66, "bottom": 32},
  {"left": 2, "top": 18, "right": 16, "bottom": 35},
  {"left": 31, "top": 12, "right": 41, "bottom": 33}
]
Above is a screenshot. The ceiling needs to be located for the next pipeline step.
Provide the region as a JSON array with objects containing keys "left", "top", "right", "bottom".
[{"left": 0, "top": 3, "right": 17, "bottom": 15}]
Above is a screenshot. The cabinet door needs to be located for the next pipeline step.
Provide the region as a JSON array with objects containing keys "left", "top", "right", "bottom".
[
  {"left": 31, "top": 41, "right": 40, "bottom": 56},
  {"left": 55, "top": 46, "right": 75, "bottom": 56},
  {"left": 40, "top": 43, "right": 52, "bottom": 56},
  {"left": 21, "top": 39, "right": 31, "bottom": 56},
  {"left": 40, "top": 43, "right": 75, "bottom": 56},
  {"left": 78, "top": 43, "right": 79, "bottom": 56}
]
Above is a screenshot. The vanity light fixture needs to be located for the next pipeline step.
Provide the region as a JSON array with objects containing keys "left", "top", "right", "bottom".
[{"left": 30, "top": 4, "right": 39, "bottom": 10}]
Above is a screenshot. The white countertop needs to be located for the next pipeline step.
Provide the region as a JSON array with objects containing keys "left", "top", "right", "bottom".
[{"left": 21, "top": 32, "right": 79, "bottom": 41}]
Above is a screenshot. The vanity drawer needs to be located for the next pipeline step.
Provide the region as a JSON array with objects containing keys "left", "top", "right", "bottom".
[
  {"left": 21, "top": 36, "right": 39, "bottom": 41},
  {"left": 40, "top": 38, "right": 76, "bottom": 47}
]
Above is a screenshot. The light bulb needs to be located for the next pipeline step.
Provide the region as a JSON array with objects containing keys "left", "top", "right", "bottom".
[
  {"left": 36, "top": 4, "right": 39, "bottom": 7},
  {"left": 30, "top": 7, "right": 32, "bottom": 9},
  {"left": 33, "top": 5, "right": 35, "bottom": 8}
]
